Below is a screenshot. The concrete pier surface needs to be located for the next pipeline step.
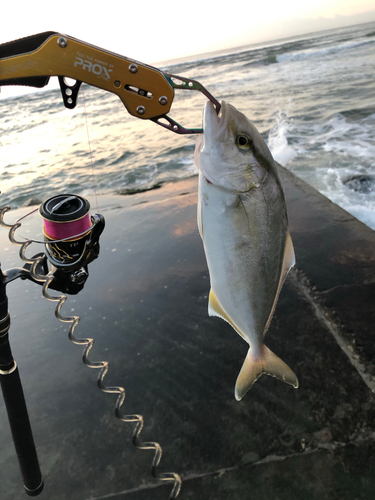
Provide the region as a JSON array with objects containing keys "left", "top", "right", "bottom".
[{"left": 1, "top": 166, "right": 374, "bottom": 500}]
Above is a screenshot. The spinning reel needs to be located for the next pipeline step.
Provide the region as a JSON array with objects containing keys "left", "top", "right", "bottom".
[{"left": 37, "top": 194, "right": 105, "bottom": 294}]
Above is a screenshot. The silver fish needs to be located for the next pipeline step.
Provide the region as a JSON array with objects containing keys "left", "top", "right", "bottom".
[{"left": 195, "top": 100, "right": 298, "bottom": 400}]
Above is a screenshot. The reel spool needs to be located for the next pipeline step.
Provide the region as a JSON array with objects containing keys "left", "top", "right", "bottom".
[{"left": 39, "top": 194, "right": 105, "bottom": 293}]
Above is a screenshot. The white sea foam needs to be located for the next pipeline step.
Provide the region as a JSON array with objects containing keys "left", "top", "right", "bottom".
[
  {"left": 267, "top": 112, "right": 298, "bottom": 166},
  {"left": 321, "top": 114, "right": 375, "bottom": 160}
]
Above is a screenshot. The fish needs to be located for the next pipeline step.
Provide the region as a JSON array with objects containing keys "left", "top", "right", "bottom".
[{"left": 194, "top": 100, "right": 298, "bottom": 400}]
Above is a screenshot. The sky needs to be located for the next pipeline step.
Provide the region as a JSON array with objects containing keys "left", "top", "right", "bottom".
[{"left": 1, "top": 0, "right": 375, "bottom": 98}]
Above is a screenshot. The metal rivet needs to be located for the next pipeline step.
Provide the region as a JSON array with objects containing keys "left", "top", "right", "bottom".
[
  {"left": 137, "top": 106, "right": 146, "bottom": 115},
  {"left": 114, "top": 80, "right": 121, "bottom": 88},
  {"left": 57, "top": 37, "right": 68, "bottom": 48},
  {"left": 159, "top": 96, "right": 168, "bottom": 106},
  {"left": 129, "top": 64, "right": 138, "bottom": 74}
]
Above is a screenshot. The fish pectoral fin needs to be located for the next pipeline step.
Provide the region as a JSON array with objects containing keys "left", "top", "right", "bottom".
[{"left": 235, "top": 345, "right": 299, "bottom": 401}]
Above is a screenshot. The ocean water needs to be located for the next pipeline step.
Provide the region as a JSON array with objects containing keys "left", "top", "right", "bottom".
[{"left": 1, "top": 22, "right": 375, "bottom": 229}]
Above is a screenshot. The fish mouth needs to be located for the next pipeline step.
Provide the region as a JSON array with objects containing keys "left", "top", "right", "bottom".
[
  {"left": 203, "top": 100, "right": 231, "bottom": 143},
  {"left": 199, "top": 100, "right": 228, "bottom": 185},
  {"left": 204, "top": 99, "right": 224, "bottom": 126}
]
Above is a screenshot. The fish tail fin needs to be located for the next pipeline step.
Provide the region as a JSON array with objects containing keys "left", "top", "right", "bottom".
[{"left": 235, "top": 345, "right": 298, "bottom": 401}]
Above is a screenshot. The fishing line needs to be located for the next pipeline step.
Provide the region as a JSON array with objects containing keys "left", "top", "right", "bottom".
[
  {"left": 16, "top": 87, "right": 99, "bottom": 244},
  {"left": 81, "top": 84, "right": 99, "bottom": 213}
]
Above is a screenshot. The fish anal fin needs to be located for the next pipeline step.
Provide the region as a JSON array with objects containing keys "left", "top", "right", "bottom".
[
  {"left": 235, "top": 345, "right": 298, "bottom": 401},
  {"left": 209, "top": 289, "right": 246, "bottom": 340}
]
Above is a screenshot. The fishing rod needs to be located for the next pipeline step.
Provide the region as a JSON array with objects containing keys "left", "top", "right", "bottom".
[
  {"left": 0, "top": 31, "right": 220, "bottom": 133},
  {"left": 0, "top": 195, "right": 181, "bottom": 498},
  {"left": 0, "top": 197, "right": 104, "bottom": 497}
]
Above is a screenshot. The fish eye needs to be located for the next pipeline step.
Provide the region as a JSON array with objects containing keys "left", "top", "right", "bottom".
[{"left": 235, "top": 135, "right": 251, "bottom": 150}]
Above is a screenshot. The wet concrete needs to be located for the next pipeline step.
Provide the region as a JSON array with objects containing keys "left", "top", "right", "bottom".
[{"left": 0, "top": 167, "right": 374, "bottom": 499}]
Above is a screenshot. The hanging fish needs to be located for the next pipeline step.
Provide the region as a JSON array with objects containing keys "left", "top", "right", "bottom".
[{"left": 195, "top": 100, "right": 298, "bottom": 400}]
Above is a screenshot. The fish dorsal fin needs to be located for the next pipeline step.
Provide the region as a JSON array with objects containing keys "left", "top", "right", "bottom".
[
  {"left": 209, "top": 289, "right": 246, "bottom": 340},
  {"left": 263, "top": 231, "right": 295, "bottom": 336}
]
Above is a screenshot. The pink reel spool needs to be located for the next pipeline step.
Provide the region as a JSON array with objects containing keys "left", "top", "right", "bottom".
[{"left": 39, "top": 194, "right": 92, "bottom": 265}]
